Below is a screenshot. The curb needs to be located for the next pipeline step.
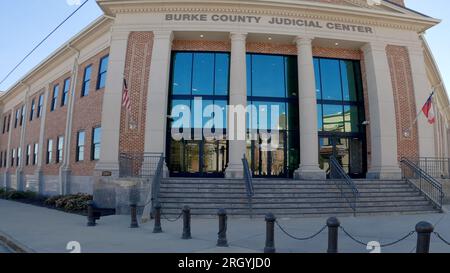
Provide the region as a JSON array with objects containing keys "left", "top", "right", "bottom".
[{"left": 0, "top": 230, "right": 35, "bottom": 253}]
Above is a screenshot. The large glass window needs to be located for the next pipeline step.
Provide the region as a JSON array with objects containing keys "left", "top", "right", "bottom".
[
  {"left": 246, "top": 53, "right": 299, "bottom": 178},
  {"left": 315, "top": 58, "right": 364, "bottom": 134},
  {"left": 314, "top": 57, "right": 366, "bottom": 178},
  {"left": 168, "top": 52, "right": 230, "bottom": 177}
]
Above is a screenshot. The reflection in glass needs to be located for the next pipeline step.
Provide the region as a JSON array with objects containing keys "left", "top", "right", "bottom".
[
  {"left": 251, "top": 55, "right": 286, "bottom": 98},
  {"left": 172, "top": 53, "right": 193, "bottom": 95},
  {"left": 323, "top": 104, "right": 344, "bottom": 132},
  {"left": 215, "top": 53, "right": 230, "bottom": 96},
  {"left": 320, "top": 59, "right": 342, "bottom": 101},
  {"left": 192, "top": 53, "right": 214, "bottom": 95}
]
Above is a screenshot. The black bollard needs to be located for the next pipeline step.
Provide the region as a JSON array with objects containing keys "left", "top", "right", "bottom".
[
  {"left": 130, "top": 204, "right": 139, "bottom": 228},
  {"left": 87, "top": 201, "right": 96, "bottom": 227},
  {"left": 416, "top": 221, "right": 434, "bottom": 253},
  {"left": 327, "top": 217, "right": 340, "bottom": 253},
  {"left": 153, "top": 202, "right": 162, "bottom": 233},
  {"left": 182, "top": 205, "right": 192, "bottom": 239},
  {"left": 217, "top": 209, "right": 229, "bottom": 247},
  {"left": 264, "top": 213, "right": 276, "bottom": 253}
]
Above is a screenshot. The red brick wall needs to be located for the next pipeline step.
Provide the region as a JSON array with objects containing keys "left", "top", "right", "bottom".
[
  {"left": 70, "top": 48, "right": 109, "bottom": 176},
  {"left": 23, "top": 90, "right": 45, "bottom": 175},
  {"left": 0, "top": 110, "right": 12, "bottom": 174},
  {"left": 386, "top": 45, "right": 419, "bottom": 160},
  {"left": 119, "top": 32, "right": 154, "bottom": 154},
  {"left": 173, "top": 40, "right": 230, "bottom": 52},
  {"left": 42, "top": 73, "right": 71, "bottom": 175},
  {"left": 8, "top": 104, "right": 24, "bottom": 173}
]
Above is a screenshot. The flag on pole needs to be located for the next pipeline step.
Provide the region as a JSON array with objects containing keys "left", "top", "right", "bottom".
[
  {"left": 421, "top": 93, "right": 435, "bottom": 124},
  {"left": 122, "top": 79, "right": 131, "bottom": 111}
]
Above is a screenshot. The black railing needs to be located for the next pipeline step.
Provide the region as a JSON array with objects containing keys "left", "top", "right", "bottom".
[
  {"left": 329, "top": 156, "right": 359, "bottom": 214},
  {"left": 400, "top": 157, "right": 444, "bottom": 212},
  {"left": 242, "top": 154, "right": 255, "bottom": 217},
  {"left": 410, "top": 157, "right": 450, "bottom": 179},
  {"left": 119, "top": 152, "right": 164, "bottom": 178}
]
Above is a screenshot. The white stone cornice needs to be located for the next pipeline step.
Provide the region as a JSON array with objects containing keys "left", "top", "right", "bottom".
[{"left": 102, "top": 2, "right": 438, "bottom": 33}]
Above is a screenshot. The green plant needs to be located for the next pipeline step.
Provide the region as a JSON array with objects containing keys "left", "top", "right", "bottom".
[{"left": 45, "top": 193, "right": 93, "bottom": 212}]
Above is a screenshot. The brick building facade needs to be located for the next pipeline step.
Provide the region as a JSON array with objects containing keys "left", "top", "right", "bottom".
[{"left": 0, "top": 0, "right": 449, "bottom": 197}]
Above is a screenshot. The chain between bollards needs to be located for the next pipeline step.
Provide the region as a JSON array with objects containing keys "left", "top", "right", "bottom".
[
  {"left": 182, "top": 205, "right": 192, "bottom": 240},
  {"left": 130, "top": 204, "right": 139, "bottom": 228},
  {"left": 153, "top": 202, "right": 162, "bottom": 233},
  {"left": 217, "top": 209, "right": 228, "bottom": 247}
]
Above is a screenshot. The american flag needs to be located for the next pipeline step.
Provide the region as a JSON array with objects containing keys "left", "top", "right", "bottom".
[{"left": 122, "top": 79, "right": 131, "bottom": 111}]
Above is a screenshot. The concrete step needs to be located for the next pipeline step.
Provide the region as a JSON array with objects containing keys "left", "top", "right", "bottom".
[{"left": 159, "top": 196, "right": 428, "bottom": 204}]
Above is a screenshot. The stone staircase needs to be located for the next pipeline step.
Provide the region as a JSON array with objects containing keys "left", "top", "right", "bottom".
[{"left": 158, "top": 178, "right": 440, "bottom": 218}]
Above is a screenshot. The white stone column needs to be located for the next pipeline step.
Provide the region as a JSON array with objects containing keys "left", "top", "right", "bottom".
[
  {"left": 408, "top": 42, "right": 435, "bottom": 158},
  {"left": 294, "top": 37, "right": 326, "bottom": 180},
  {"left": 60, "top": 51, "right": 80, "bottom": 195},
  {"left": 362, "top": 42, "right": 401, "bottom": 180},
  {"left": 17, "top": 83, "right": 30, "bottom": 191},
  {"left": 144, "top": 31, "right": 174, "bottom": 159},
  {"left": 225, "top": 32, "right": 248, "bottom": 179},
  {"left": 95, "top": 30, "right": 130, "bottom": 176},
  {"left": 36, "top": 87, "right": 49, "bottom": 194}
]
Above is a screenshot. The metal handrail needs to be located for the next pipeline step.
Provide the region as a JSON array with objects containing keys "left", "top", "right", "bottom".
[
  {"left": 329, "top": 155, "right": 359, "bottom": 214},
  {"left": 409, "top": 157, "right": 450, "bottom": 179},
  {"left": 242, "top": 154, "right": 254, "bottom": 217},
  {"left": 400, "top": 157, "right": 444, "bottom": 212}
]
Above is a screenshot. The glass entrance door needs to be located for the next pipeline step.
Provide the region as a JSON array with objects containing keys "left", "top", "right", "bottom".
[
  {"left": 319, "top": 136, "right": 366, "bottom": 178},
  {"left": 169, "top": 139, "right": 227, "bottom": 177},
  {"left": 247, "top": 131, "right": 287, "bottom": 177}
]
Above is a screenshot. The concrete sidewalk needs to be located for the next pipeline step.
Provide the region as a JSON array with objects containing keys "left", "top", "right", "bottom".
[{"left": 1, "top": 199, "right": 450, "bottom": 253}]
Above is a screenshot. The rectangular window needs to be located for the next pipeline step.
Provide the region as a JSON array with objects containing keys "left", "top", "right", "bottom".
[
  {"left": 11, "top": 149, "right": 15, "bottom": 167},
  {"left": 14, "top": 109, "right": 20, "bottom": 128},
  {"left": 97, "top": 55, "right": 109, "bottom": 90},
  {"left": 76, "top": 131, "right": 85, "bottom": 162},
  {"left": 46, "top": 139, "right": 53, "bottom": 164},
  {"left": 26, "top": 145, "right": 31, "bottom": 166},
  {"left": 17, "top": 147, "right": 21, "bottom": 167},
  {"left": 4, "top": 150, "right": 7, "bottom": 167},
  {"left": 37, "top": 94, "right": 44, "bottom": 118},
  {"left": 56, "top": 136, "right": 64, "bottom": 163},
  {"left": 20, "top": 105, "right": 25, "bottom": 126},
  {"left": 0, "top": 152, "right": 2, "bottom": 168},
  {"left": 30, "top": 99, "right": 35, "bottom": 121},
  {"left": 61, "top": 78, "right": 70, "bottom": 106},
  {"left": 7, "top": 114, "right": 11, "bottom": 132},
  {"left": 33, "top": 143, "right": 38, "bottom": 165},
  {"left": 51, "top": 84, "right": 59, "bottom": 112},
  {"left": 91, "top": 127, "right": 101, "bottom": 161},
  {"left": 81, "top": 65, "right": 92, "bottom": 97},
  {"left": 2, "top": 116, "right": 6, "bottom": 134}
]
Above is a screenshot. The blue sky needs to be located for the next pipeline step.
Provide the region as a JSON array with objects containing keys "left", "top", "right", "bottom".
[{"left": 0, "top": 0, "right": 449, "bottom": 94}]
